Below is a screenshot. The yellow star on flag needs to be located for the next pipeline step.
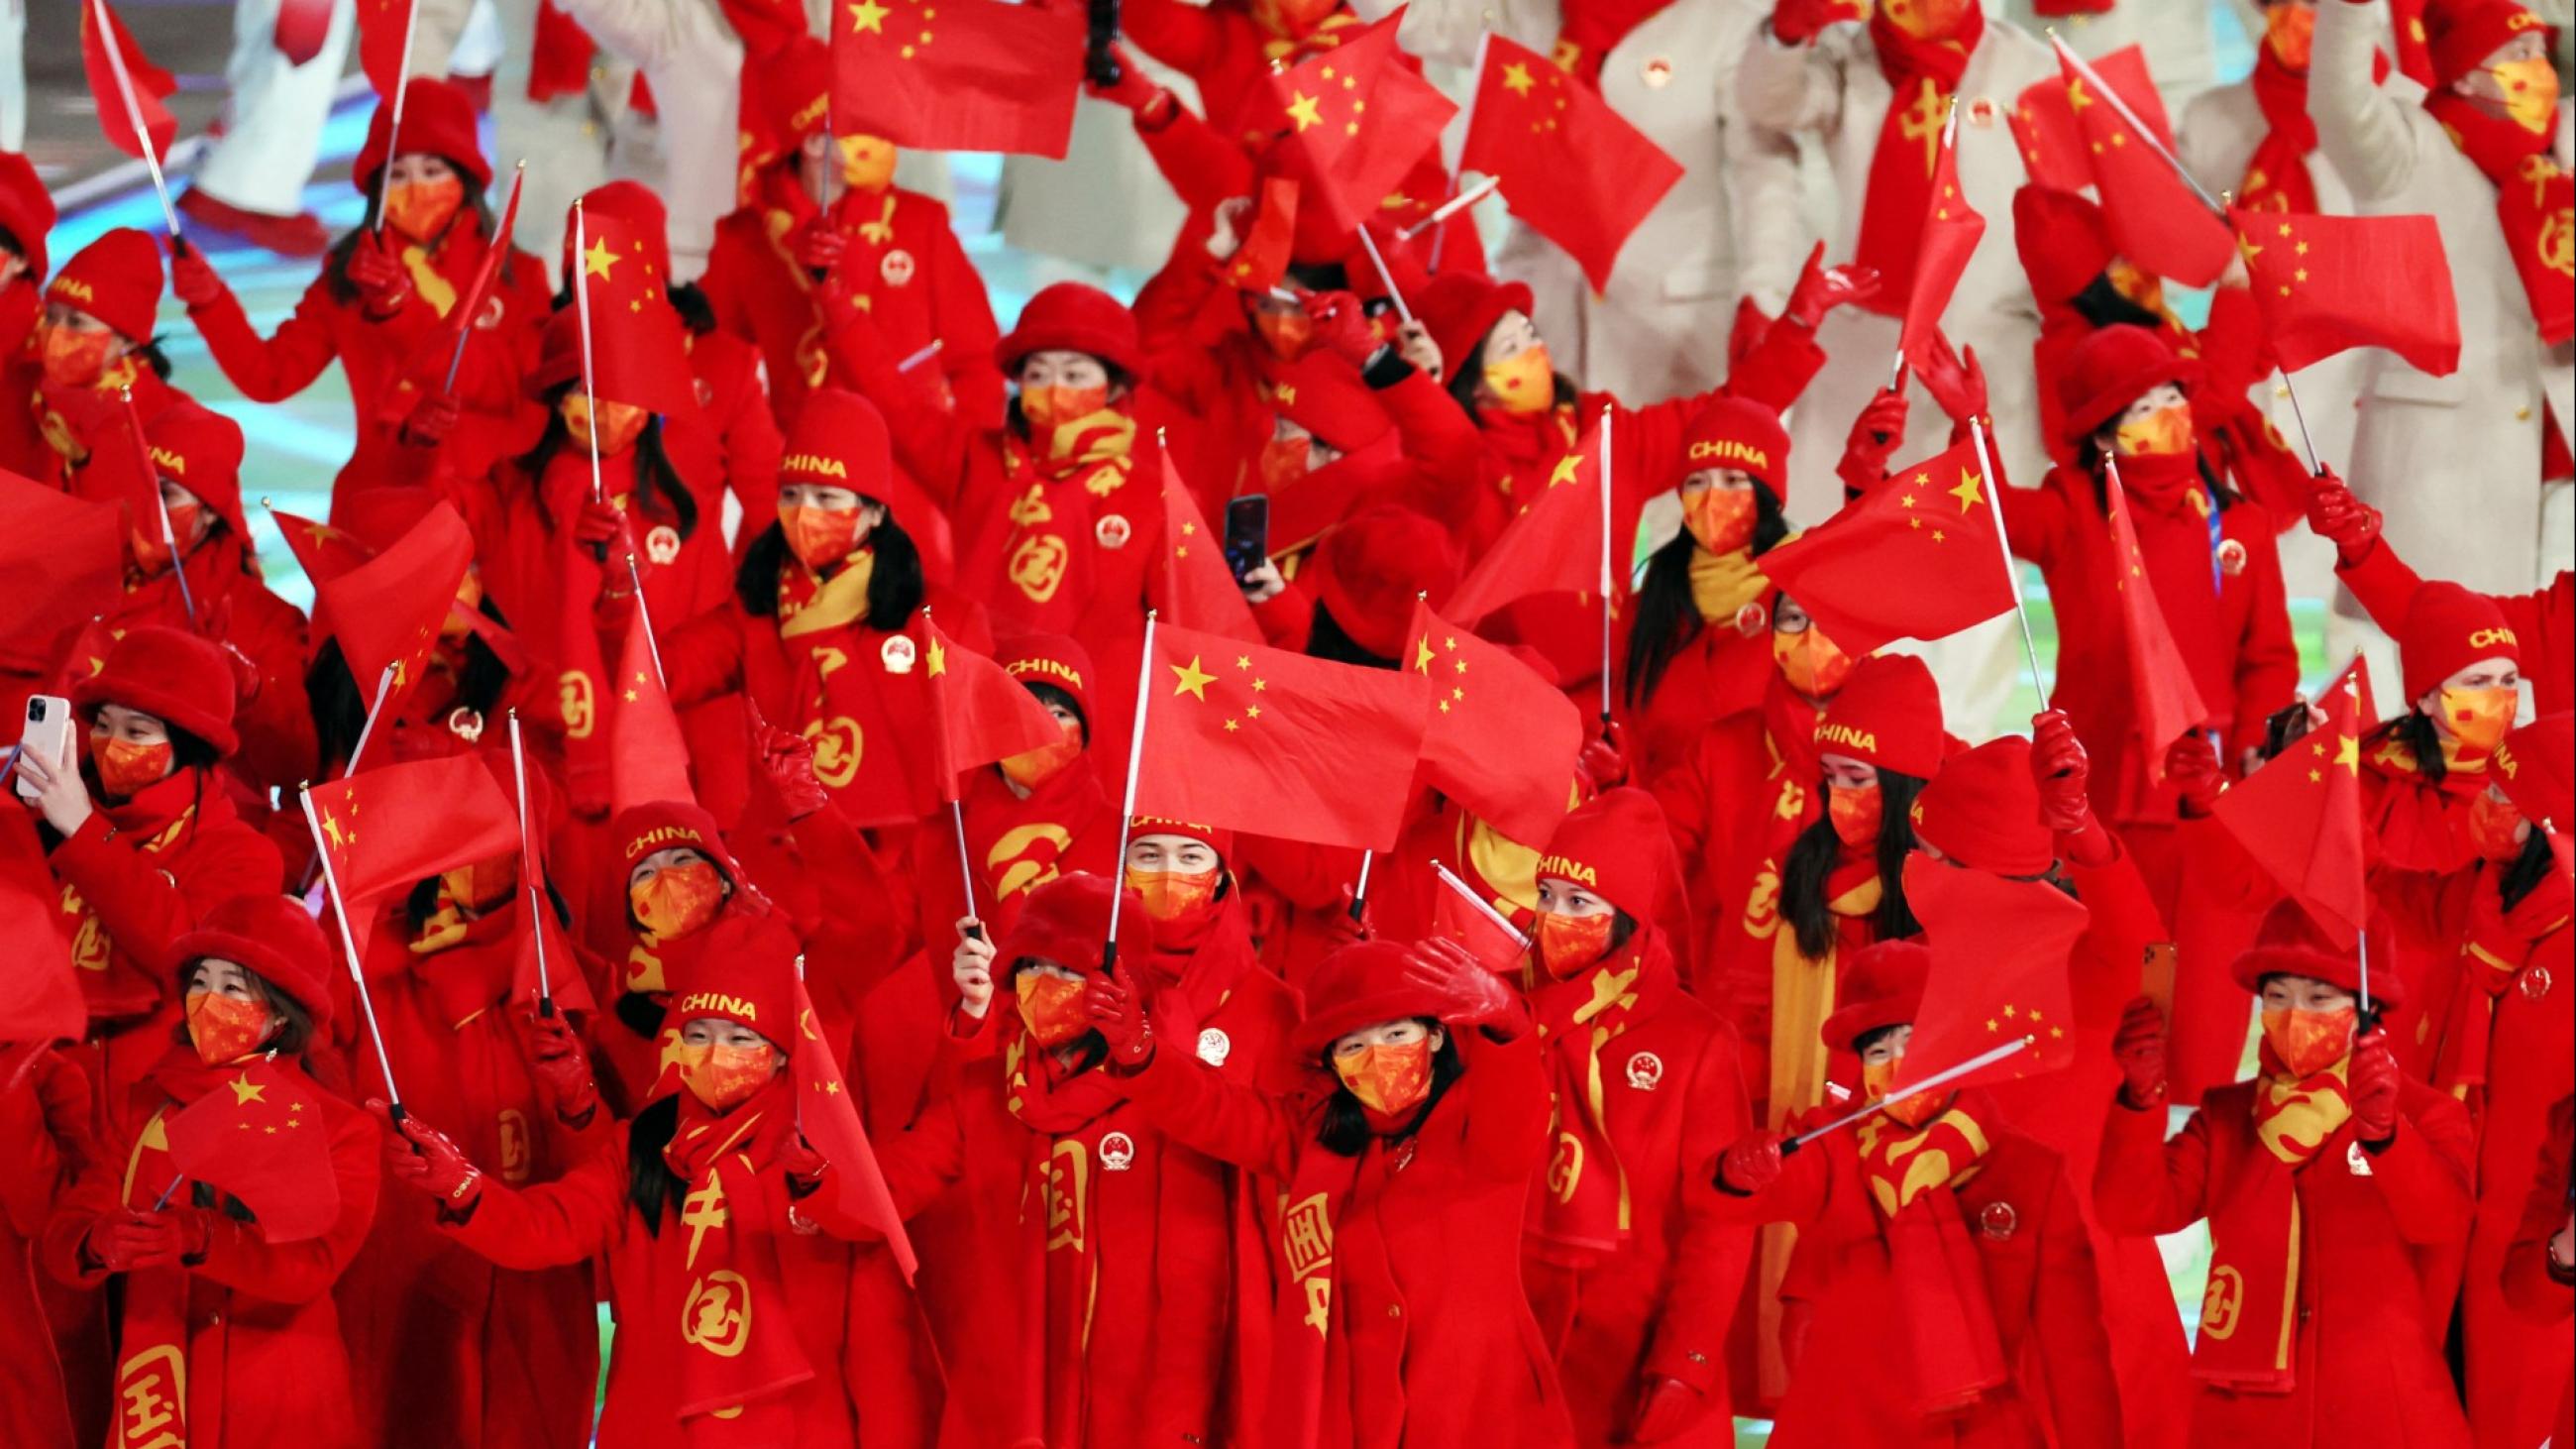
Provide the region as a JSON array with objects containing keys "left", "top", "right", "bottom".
[
  {"left": 926, "top": 636, "right": 946, "bottom": 677},
  {"left": 847, "top": 0, "right": 888, "bottom": 31},
  {"left": 228, "top": 1071, "right": 268, "bottom": 1106},
  {"left": 585, "top": 238, "right": 619, "bottom": 280},
  {"left": 2334, "top": 733, "right": 2359, "bottom": 773},
  {"left": 1947, "top": 469, "right": 1985, "bottom": 513},
  {"left": 1170, "top": 654, "right": 1216, "bottom": 701},
  {"left": 1501, "top": 60, "right": 1535, "bottom": 95},
  {"left": 1286, "top": 91, "right": 1325, "bottom": 132},
  {"left": 1548, "top": 453, "right": 1586, "bottom": 488}
]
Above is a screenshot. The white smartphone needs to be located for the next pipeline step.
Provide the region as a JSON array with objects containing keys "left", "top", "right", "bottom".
[{"left": 17, "top": 695, "right": 72, "bottom": 802}]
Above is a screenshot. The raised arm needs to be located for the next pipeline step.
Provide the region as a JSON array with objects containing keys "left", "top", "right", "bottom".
[{"left": 2308, "top": 0, "right": 2421, "bottom": 202}]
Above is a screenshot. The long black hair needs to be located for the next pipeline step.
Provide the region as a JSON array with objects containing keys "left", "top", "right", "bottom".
[
  {"left": 400, "top": 863, "right": 575, "bottom": 938},
  {"left": 326, "top": 169, "right": 490, "bottom": 306},
  {"left": 1304, "top": 605, "right": 1398, "bottom": 671},
  {"left": 2068, "top": 274, "right": 2166, "bottom": 332},
  {"left": 627, "top": 1094, "right": 686, "bottom": 1233},
  {"left": 734, "top": 511, "right": 924, "bottom": 624},
  {"left": 1315, "top": 1021, "right": 1465, "bottom": 1158},
  {"left": 1780, "top": 768, "right": 1930, "bottom": 960},
  {"left": 2499, "top": 827, "right": 2555, "bottom": 911},
  {"left": 1624, "top": 484, "right": 1790, "bottom": 709},
  {"left": 516, "top": 392, "right": 700, "bottom": 542}
]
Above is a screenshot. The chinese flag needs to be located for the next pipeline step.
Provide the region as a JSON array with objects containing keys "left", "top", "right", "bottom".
[
  {"left": 165, "top": 1059, "right": 341, "bottom": 1243},
  {"left": 1431, "top": 859, "right": 1531, "bottom": 974},
  {"left": 448, "top": 167, "right": 526, "bottom": 356},
  {"left": 1892, "top": 855, "right": 2091, "bottom": 1095},
  {"left": 1236, "top": 11, "right": 1456, "bottom": 237},
  {"left": 0, "top": 812, "right": 87, "bottom": 1046},
  {"left": 571, "top": 204, "right": 697, "bottom": 417},
  {"left": 2058, "top": 44, "right": 2233, "bottom": 286},
  {"left": 2104, "top": 465, "right": 2209, "bottom": 772},
  {"left": 608, "top": 619, "right": 693, "bottom": 813},
  {"left": 1444, "top": 416, "right": 1603, "bottom": 624},
  {"left": 2008, "top": 75, "right": 2089, "bottom": 194},
  {"left": 312, "top": 501, "right": 474, "bottom": 743},
  {"left": 354, "top": 0, "right": 411, "bottom": 94},
  {"left": 922, "top": 613, "right": 1064, "bottom": 802},
  {"left": 2229, "top": 207, "right": 2460, "bottom": 377},
  {"left": 81, "top": 0, "right": 176, "bottom": 162},
  {"left": 0, "top": 473, "right": 121, "bottom": 681},
  {"left": 2212, "top": 656, "right": 2373, "bottom": 947},
  {"left": 1225, "top": 177, "right": 1301, "bottom": 296},
  {"left": 270, "top": 508, "right": 374, "bottom": 592},
  {"left": 1157, "top": 456, "right": 1262, "bottom": 643},
  {"left": 1404, "top": 599, "right": 1582, "bottom": 845},
  {"left": 1756, "top": 437, "right": 2017, "bottom": 657},
  {"left": 831, "top": 0, "right": 1083, "bottom": 159},
  {"left": 306, "top": 753, "right": 523, "bottom": 962},
  {"left": 1133, "top": 623, "right": 1432, "bottom": 851},
  {"left": 791, "top": 974, "right": 917, "bottom": 1278},
  {"left": 1897, "top": 125, "right": 1986, "bottom": 371},
  {"left": 1457, "top": 35, "right": 1681, "bottom": 291}
]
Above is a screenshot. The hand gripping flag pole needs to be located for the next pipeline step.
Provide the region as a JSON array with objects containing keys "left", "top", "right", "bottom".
[
  {"left": 1102, "top": 611, "right": 1159, "bottom": 976},
  {"left": 1782, "top": 1037, "right": 2030, "bottom": 1152},
  {"left": 299, "top": 785, "right": 406, "bottom": 1118},
  {"left": 506, "top": 708, "right": 555, "bottom": 1014}
]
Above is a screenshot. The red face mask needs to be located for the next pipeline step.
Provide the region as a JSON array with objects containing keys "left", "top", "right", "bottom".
[
  {"left": 1334, "top": 1036, "right": 1434, "bottom": 1121},
  {"left": 678, "top": 1038, "right": 778, "bottom": 1111},
  {"left": 631, "top": 860, "right": 726, "bottom": 940},
  {"left": 41, "top": 325, "right": 117, "bottom": 389},
  {"left": 1016, "top": 971, "right": 1092, "bottom": 1048},
  {"left": 92, "top": 735, "right": 173, "bottom": 799},
  {"left": 383, "top": 173, "right": 465, "bottom": 244},
  {"left": 186, "top": 989, "right": 273, "bottom": 1065},
  {"left": 1828, "top": 782, "right": 1883, "bottom": 848},
  {"left": 564, "top": 395, "right": 648, "bottom": 456},
  {"left": 1127, "top": 866, "right": 1219, "bottom": 926},
  {"left": 1535, "top": 908, "right": 1615, "bottom": 980},
  {"left": 1682, "top": 485, "right": 1760, "bottom": 555},
  {"left": 1773, "top": 627, "right": 1852, "bottom": 699},
  {"left": 2466, "top": 792, "right": 2526, "bottom": 863},
  {"left": 1021, "top": 384, "right": 1111, "bottom": 435},
  {"left": 2261, "top": 1005, "right": 2355, "bottom": 1079},
  {"left": 779, "top": 503, "right": 868, "bottom": 573},
  {"left": 999, "top": 724, "right": 1082, "bottom": 790},
  {"left": 1256, "top": 435, "right": 1313, "bottom": 492},
  {"left": 127, "top": 499, "right": 202, "bottom": 577}
]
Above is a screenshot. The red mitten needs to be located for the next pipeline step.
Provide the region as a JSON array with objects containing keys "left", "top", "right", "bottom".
[{"left": 2111, "top": 995, "right": 2168, "bottom": 1107}]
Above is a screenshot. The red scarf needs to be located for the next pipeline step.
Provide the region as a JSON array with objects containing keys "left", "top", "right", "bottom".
[
  {"left": 1263, "top": 1101, "right": 1369, "bottom": 1449},
  {"left": 1854, "top": 1096, "right": 2008, "bottom": 1416},
  {"left": 2197, "top": 1047, "right": 2351, "bottom": 1393},
  {"left": 404, "top": 902, "right": 552, "bottom": 1185},
  {"left": 2436, "top": 866, "right": 2572, "bottom": 1090},
  {"left": 1854, "top": 5, "right": 1985, "bottom": 314},
  {"left": 2363, "top": 728, "right": 2487, "bottom": 873},
  {"left": 2423, "top": 92, "right": 2576, "bottom": 346},
  {"left": 1551, "top": 0, "right": 1677, "bottom": 86},
  {"left": 658, "top": 1078, "right": 816, "bottom": 1443},
  {"left": 1003, "top": 1019, "right": 1143, "bottom": 1445},
  {"left": 1526, "top": 931, "right": 1679, "bottom": 1265},
  {"left": 57, "top": 771, "right": 213, "bottom": 1020},
  {"left": 987, "top": 410, "right": 1139, "bottom": 636},
  {"left": 2242, "top": 46, "right": 2323, "bottom": 215},
  {"left": 958, "top": 751, "right": 1112, "bottom": 909}
]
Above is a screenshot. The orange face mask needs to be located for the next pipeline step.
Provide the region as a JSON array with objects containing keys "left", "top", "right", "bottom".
[
  {"left": 1773, "top": 626, "right": 1852, "bottom": 699},
  {"left": 835, "top": 134, "right": 898, "bottom": 191},
  {"left": 1861, "top": 1056, "right": 1947, "bottom": 1130},
  {"left": 1535, "top": 908, "right": 1615, "bottom": 980},
  {"left": 1334, "top": 1036, "right": 1434, "bottom": 1118},
  {"left": 999, "top": 724, "right": 1082, "bottom": 790},
  {"left": 186, "top": 989, "right": 273, "bottom": 1065},
  {"left": 1016, "top": 971, "right": 1092, "bottom": 1048},
  {"left": 2438, "top": 685, "right": 2517, "bottom": 755},
  {"left": 779, "top": 503, "right": 868, "bottom": 572},
  {"left": 2466, "top": 792, "right": 2527, "bottom": 862},
  {"left": 564, "top": 394, "right": 649, "bottom": 456},
  {"left": 1828, "top": 781, "right": 1883, "bottom": 848},
  {"left": 1127, "top": 866, "right": 1220, "bottom": 925},
  {"left": 1252, "top": 307, "right": 1315, "bottom": 361},
  {"left": 92, "top": 736, "right": 172, "bottom": 799},
  {"left": 678, "top": 1038, "right": 778, "bottom": 1111},
  {"left": 440, "top": 855, "right": 519, "bottom": 913},
  {"left": 2491, "top": 56, "right": 2560, "bottom": 134},
  {"left": 2261, "top": 1005, "right": 2355, "bottom": 1079},
  {"left": 1020, "top": 383, "right": 1111, "bottom": 435},
  {"left": 2264, "top": 3, "right": 2315, "bottom": 69},
  {"left": 1682, "top": 485, "right": 1759, "bottom": 555},
  {"left": 41, "top": 325, "right": 117, "bottom": 389},
  {"left": 631, "top": 859, "right": 726, "bottom": 940},
  {"left": 383, "top": 173, "right": 465, "bottom": 244},
  {"left": 2113, "top": 403, "right": 2195, "bottom": 458},
  {"left": 1882, "top": 0, "right": 1976, "bottom": 40},
  {"left": 1481, "top": 343, "right": 1555, "bottom": 417},
  {"left": 1256, "top": 435, "right": 1313, "bottom": 492}
]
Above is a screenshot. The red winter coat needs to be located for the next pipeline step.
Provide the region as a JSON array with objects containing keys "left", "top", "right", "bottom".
[
  {"left": 2500, "top": 1095, "right": 2575, "bottom": 1449},
  {"left": 1521, "top": 935, "right": 1755, "bottom": 1447},
  {"left": 0, "top": 1046, "right": 88, "bottom": 1449},
  {"left": 1121, "top": 1025, "right": 1575, "bottom": 1449},
  {"left": 686, "top": 324, "right": 787, "bottom": 545},
  {"left": 1654, "top": 676, "right": 1824, "bottom": 1013},
  {"left": 88, "top": 535, "right": 317, "bottom": 799},
  {"left": 2336, "top": 534, "right": 2573, "bottom": 717},
  {"left": 42, "top": 1063, "right": 381, "bottom": 1449},
  {"left": 0, "top": 279, "right": 48, "bottom": 476},
  {"left": 2094, "top": 1076, "right": 2476, "bottom": 1449},
  {"left": 1708, "top": 1101, "right": 2124, "bottom": 1449}
]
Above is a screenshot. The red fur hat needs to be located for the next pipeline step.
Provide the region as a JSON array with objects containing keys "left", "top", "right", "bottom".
[
  {"left": 996, "top": 282, "right": 1141, "bottom": 380},
  {"left": 1678, "top": 395, "right": 1791, "bottom": 495},
  {"left": 73, "top": 624, "right": 240, "bottom": 758},
  {"left": 996, "top": 872, "right": 1149, "bottom": 979},
  {"left": 663, "top": 914, "right": 806, "bottom": 1053},
  {"left": 1291, "top": 939, "right": 1471, "bottom": 1057},
  {"left": 2012, "top": 184, "right": 2115, "bottom": 306},
  {"left": 2399, "top": 580, "right": 2520, "bottom": 702},
  {"left": 173, "top": 893, "right": 337, "bottom": 1032},
  {"left": 1816, "top": 654, "right": 1947, "bottom": 781},
  {"left": 1820, "top": 939, "right": 1932, "bottom": 1053},
  {"left": 1311, "top": 505, "right": 1460, "bottom": 659},
  {"left": 614, "top": 799, "right": 740, "bottom": 883},
  {"left": 1535, "top": 787, "right": 1670, "bottom": 924},
  {"left": 1909, "top": 735, "right": 2053, "bottom": 876},
  {"left": 46, "top": 228, "right": 162, "bottom": 341},
  {"left": 1415, "top": 273, "right": 1533, "bottom": 383},
  {"left": 354, "top": 77, "right": 492, "bottom": 192},
  {"left": 2054, "top": 323, "right": 2202, "bottom": 446},
  {"left": 2229, "top": 898, "right": 2402, "bottom": 1006},
  {"left": 0, "top": 151, "right": 57, "bottom": 277}
]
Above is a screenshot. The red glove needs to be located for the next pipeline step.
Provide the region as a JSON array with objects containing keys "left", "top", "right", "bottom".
[
  {"left": 370, "top": 1100, "right": 484, "bottom": 1210},
  {"left": 2030, "top": 709, "right": 2094, "bottom": 836},
  {"left": 758, "top": 725, "right": 831, "bottom": 822},
  {"left": 1715, "top": 1132, "right": 1786, "bottom": 1194},
  {"left": 521, "top": 1009, "right": 600, "bottom": 1125},
  {"left": 2112, "top": 995, "right": 2168, "bottom": 1107},
  {"left": 399, "top": 390, "right": 462, "bottom": 448},
  {"left": 1770, "top": 0, "right": 1852, "bottom": 46},
  {"left": 1307, "top": 290, "right": 1378, "bottom": 367},
  {"left": 792, "top": 216, "right": 846, "bottom": 276},
  {"left": 346, "top": 237, "right": 416, "bottom": 317},
  {"left": 779, "top": 1134, "right": 829, "bottom": 1191},
  {"left": 1084, "top": 967, "right": 1156, "bottom": 1067},
  {"left": 1325, "top": 887, "right": 1372, "bottom": 949},
  {"left": 2164, "top": 732, "right": 2224, "bottom": 818},
  {"left": 87, "top": 1207, "right": 185, "bottom": 1273},
  {"left": 1625, "top": 1375, "right": 1706, "bottom": 1443},
  {"left": 1402, "top": 937, "right": 1524, "bottom": 1037},
  {"left": 2305, "top": 471, "right": 2382, "bottom": 565},
  {"left": 1578, "top": 719, "right": 1628, "bottom": 791},
  {"left": 1913, "top": 331, "right": 1989, "bottom": 427},
  {"left": 1085, "top": 43, "right": 1166, "bottom": 115},
  {"left": 168, "top": 238, "right": 227, "bottom": 310},
  {"left": 575, "top": 499, "right": 632, "bottom": 553},
  {"left": 1837, "top": 389, "right": 1909, "bottom": 494},
  {"left": 1782, "top": 242, "right": 1880, "bottom": 329},
  {"left": 2348, "top": 1028, "right": 2401, "bottom": 1146}
]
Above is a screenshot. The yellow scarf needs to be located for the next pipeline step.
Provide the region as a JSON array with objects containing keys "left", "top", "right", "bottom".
[
  {"left": 1857, "top": 1104, "right": 1992, "bottom": 1216},
  {"left": 778, "top": 550, "right": 876, "bottom": 639},
  {"left": 1687, "top": 545, "right": 1768, "bottom": 623},
  {"left": 1761, "top": 871, "right": 1882, "bottom": 1130},
  {"left": 2253, "top": 1057, "right": 2352, "bottom": 1167}
]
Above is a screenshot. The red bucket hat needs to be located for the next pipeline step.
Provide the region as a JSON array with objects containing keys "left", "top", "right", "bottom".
[
  {"left": 996, "top": 872, "right": 1148, "bottom": 979},
  {"left": 2055, "top": 323, "right": 2201, "bottom": 447},
  {"left": 73, "top": 624, "right": 241, "bottom": 758},
  {"left": 663, "top": 914, "right": 806, "bottom": 1053},
  {"left": 1910, "top": 735, "right": 2053, "bottom": 876},
  {"left": 2492, "top": 713, "right": 2573, "bottom": 831},
  {"left": 2424, "top": 0, "right": 2547, "bottom": 88},
  {"left": 354, "top": 77, "right": 493, "bottom": 192},
  {"left": 997, "top": 631, "right": 1095, "bottom": 728},
  {"left": 2012, "top": 185, "right": 2114, "bottom": 306},
  {"left": 47, "top": 228, "right": 162, "bottom": 341},
  {"left": 143, "top": 399, "right": 251, "bottom": 540},
  {"left": 1816, "top": 654, "right": 1947, "bottom": 781},
  {"left": 2229, "top": 898, "right": 2402, "bottom": 1005},
  {"left": 1820, "top": 939, "right": 1932, "bottom": 1053},
  {"left": 1312, "top": 505, "right": 1460, "bottom": 659},
  {"left": 173, "top": 893, "right": 338, "bottom": 1033},
  {"left": 1415, "top": 273, "right": 1533, "bottom": 381},
  {"left": 0, "top": 151, "right": 57, "bottom": 277},
  {"left": 1678, "top": 395, "right": 1791, "bottom": 495},
  {"left": 2399, "top": 580, "right": 2520, "bottom": 702},
  {"left": 996, "top": 282, "right": 1141, "bottom": 380},
  {"left": 1536, "top": 787, "right": 1670, "bottom": 923},
  {"left": 1291, "top": 939, "right": 1472, "bottom": 1056}
]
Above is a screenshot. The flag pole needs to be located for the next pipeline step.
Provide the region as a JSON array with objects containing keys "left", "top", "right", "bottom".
[
  {"left": 571, "top": 199, "right": 607, "bottom": 507},
  {"left": 376, "top": 1, "right": 426, "bottom": 230},
  {"left": 1103, "top": 611, "right": 1158, "bottom": 975},
  {"left": 1597, "top": 403, "right": 1615, "bottom": 724},
  {"left": 88, "top": 0, "right": 180, "bottom": 235},
  {"left": 623, "top": 553, "right": 667, "bottom": 688},
  {"left": 1399, "top": 174, "right": 1500, "bottom": 243},
  {"left": 2047, "top": 33, "right": 2228, "bottom": 221},
  {"left": 1432, "top": 858, "right": 1532, "bottom": 949},
  {"left": 505, "top": 708, "right": 554, "bottom": 1015},
  {"left": 897, "top": 338, "right": 945, "bottom": 374},
  {"left": 346, "top": 663, "right": 400, "bottom": 774},
  {"left": 299, "top": 784, "right": 405, "bottom": 1117},
  {"left": 1348, "top": 849, "right": 1372, "bottom": 923},
  {"left": 446, "top": 162, "right": 527, "bottom": 392},
  {"left": 1428, "top": 30, "right": 1493, "bottom": 275},
  {"left": 121, "top": 388, "right": 199, "bottom": 624},
  {"left": 1783, "top": 1037, "right": 2030, "bottom": 1151},
  {"left": 1966, "top": 415, "right": 2046, "bottom": 694},
  {"left": 1355, "top": 225, "right": 1413, "bottom": 326}
]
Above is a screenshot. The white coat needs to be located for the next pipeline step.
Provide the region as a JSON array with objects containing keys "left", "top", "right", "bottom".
[
  {"left": 2001, "top": 0, "right": 2219, "bottom": 113},
  {"left": 2308, "top": 0, "right": 2575, "bottom": 597},
  {"left": 557, "top": 0, "right": 744, "bottom": 284}
]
